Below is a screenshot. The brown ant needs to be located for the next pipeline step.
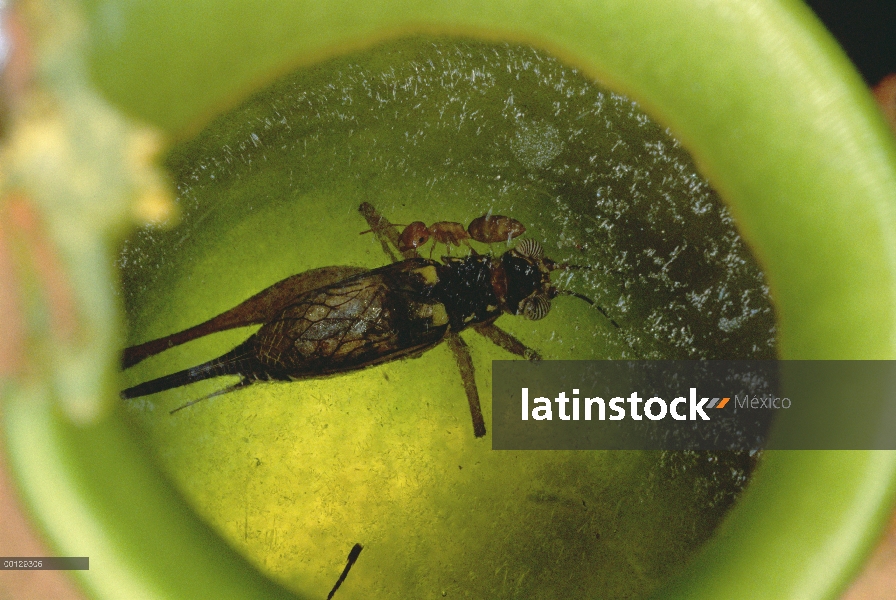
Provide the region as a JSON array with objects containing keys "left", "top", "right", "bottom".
[{"left": 379, "top": 214, "right": 526, "bottom": 255}]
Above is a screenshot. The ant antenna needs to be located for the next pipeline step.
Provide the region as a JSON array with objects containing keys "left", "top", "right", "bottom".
[{"left": 169, "top": 378, "right": 252, "bottom": 414}]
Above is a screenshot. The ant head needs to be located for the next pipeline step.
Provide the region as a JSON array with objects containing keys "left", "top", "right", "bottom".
[{"left": 398, "top": 222, "right": 430, "bottom": 252}]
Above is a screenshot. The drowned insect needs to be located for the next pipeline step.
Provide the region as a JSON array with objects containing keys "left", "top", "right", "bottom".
[
  {"left": 389, "top": 214, "right": 526, "bottom": 255},
  {"left": 121, "top": 203, "right": 610, "bottom": 437}
]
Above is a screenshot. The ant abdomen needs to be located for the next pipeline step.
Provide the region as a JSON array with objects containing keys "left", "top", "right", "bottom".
[{"left": 467, "top": 214, "right": 525, "bottom": 244}]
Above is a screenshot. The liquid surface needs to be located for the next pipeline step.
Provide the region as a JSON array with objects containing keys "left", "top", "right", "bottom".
[{"left": 120, "top": 38, "right": 775, "bottom": 599}]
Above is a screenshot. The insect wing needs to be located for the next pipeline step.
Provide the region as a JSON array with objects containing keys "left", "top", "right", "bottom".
[
  {"left": 252, "top": 259, "right": 450, "bottom": 377},
  {"left": 123, "top": 266, "right": 368, "bottom": 368}
]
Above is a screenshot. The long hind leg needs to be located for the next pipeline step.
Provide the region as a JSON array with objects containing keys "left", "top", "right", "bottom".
[
  {"left": 445, "top": 333, "right": 486, "bottom": 438},
  {"left": 473, "top": 322, "right": 542, "bottom": 360}
]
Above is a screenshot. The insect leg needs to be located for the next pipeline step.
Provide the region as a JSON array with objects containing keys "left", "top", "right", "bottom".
[
  {"left": 473, "top": 322, "right": 542, "bottom": 360},
  {"left": 326, "top": 543, "right": 363, "bottom": 600},
  {"left": 358, "top": 202, "right": 416, "bottom": 262},
  {"left": 445, "top": 333, "right": 487, "bottom": 438}
]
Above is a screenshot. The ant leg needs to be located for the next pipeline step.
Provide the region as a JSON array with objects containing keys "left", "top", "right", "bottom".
[
  {"left": 445, "top": 333, "right": 487, "bottom": 438},
  {"left": 473, "top": 322, "right": 542, "bottom": 360},
  {"left": 358, "top": 202, "right": 416, "bottom": 262}
]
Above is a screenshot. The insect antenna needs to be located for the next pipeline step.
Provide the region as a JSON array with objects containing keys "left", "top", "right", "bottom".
[
  {"left": 593, "top": 304, "right": 621, "bottom": 329},
  {"left": 546, "top": 260, "right": 623, "bottom": 329},
  {"left": 554, "top": 288, "right": 593, "bottom": 305},
  {"left": 327, "top": 543, "right": 364, "bottom": 600},
  {"left": 549, "top": 262, "right": 591, "bottom": 271},
  {"left": 553, "top": 288, "right": 622, "bottom": 330},
  {"left": 169, "top": 378, "right": 253, "bottom": 414}
]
